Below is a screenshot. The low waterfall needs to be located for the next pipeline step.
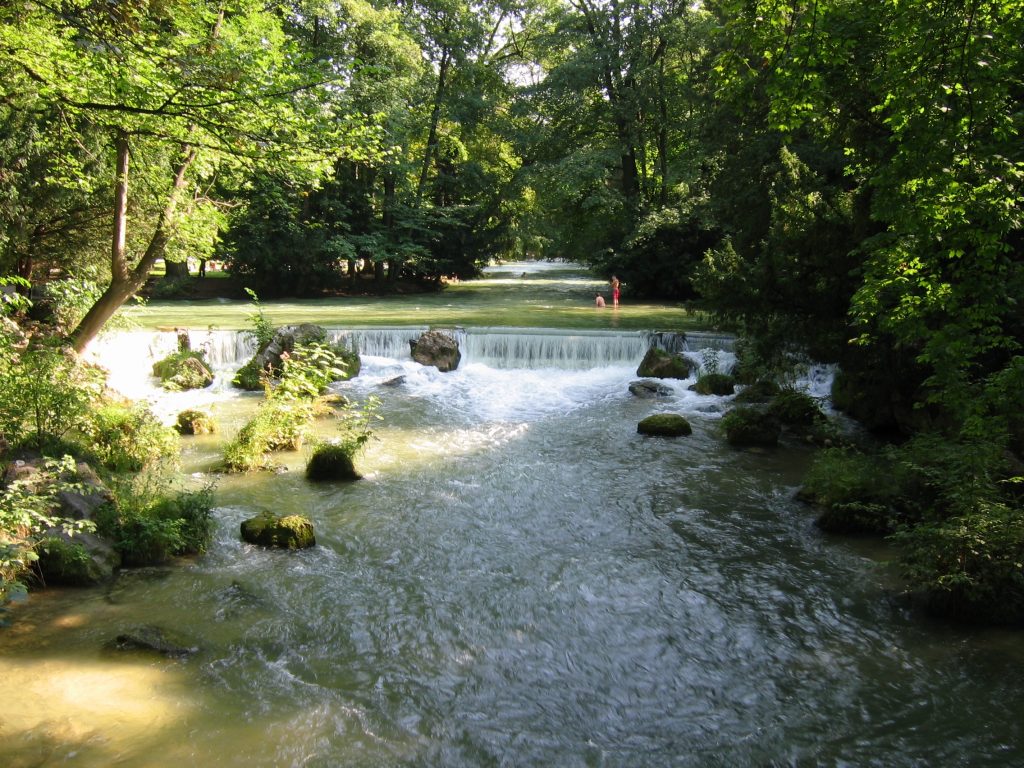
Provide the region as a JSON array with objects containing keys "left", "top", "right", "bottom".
[{"left": 85, "top": 326, "right": 751, "bottom": 403}]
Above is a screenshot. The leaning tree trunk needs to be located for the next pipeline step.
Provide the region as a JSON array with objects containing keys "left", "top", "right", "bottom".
[{"left": 70, "top": 131, "right": 196, "bottom": 353}]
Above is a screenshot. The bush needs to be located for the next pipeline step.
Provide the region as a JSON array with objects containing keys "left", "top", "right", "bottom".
[
  {"left": 232, "top": 358, "right": 264, "bottom": 390},
  {"left": 84, "top": 402, "right": 179, "bottom": 472},
  {"left": 800, "top": 447, "right": 912, "bottom": 534},
  {"left": 223, "top": 399, "right": 314, "bottom": 472},
  {"left": 96, "top": 479, "right": 216, "bottom": 566},
  {"left": 721, "top": 407, "right": 780, "bottom": 447},
  {"left": 768, "top": 389, "right": 825, "bottom": 426},
  {"left": 893, "top": 502, "right": 1024, "bottom": 625},
  {"left": 0, "top": 340, "right": 104, "bottom": 451},
  {"left": 0, "top": 456, "right": 95, "bottom": 601}
]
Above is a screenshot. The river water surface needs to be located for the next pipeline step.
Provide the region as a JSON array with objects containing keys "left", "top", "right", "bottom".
[{"left": 2, "top": 264, "right": 1023, "bottom": 767}]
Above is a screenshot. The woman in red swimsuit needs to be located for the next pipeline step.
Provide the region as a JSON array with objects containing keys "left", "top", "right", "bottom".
[{"left": 610, "top": 275, "right": 620, "bottom": 307}]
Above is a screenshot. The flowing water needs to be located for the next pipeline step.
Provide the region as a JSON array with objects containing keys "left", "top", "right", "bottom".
[{"left": 2, "top": 265, "right": 1024, "bottom": 767}]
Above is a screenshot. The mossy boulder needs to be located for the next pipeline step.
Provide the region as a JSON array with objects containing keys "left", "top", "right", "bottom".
[
  {"left": 36, "top": 531, "right": 120, "bottom": 586},
  {"left": 175, "top": 409, "right": 216, "bottom": 435},
  {"left": 306, "top": 442, "right": 360, "bottom": 481},
  {"left": 693, "top": 373, "right": 736, "bottom": 396},
  {"left": 152, "top": 350, "right": 214, "bottom": 391},
  {"left": 240, "top": 512, "right": 316, "bottom": 549},
  {"left": 636, "top": 347, "right": 693, "bottom": 380},
  {"left": 637, "top": 413, "right": 693, "bottom": 437},
  {"left": 721, "top": 407, "right": 781, "bottom": 447},
  {"left": 410, "top": 329, "right": 461, "bottom": 372}
]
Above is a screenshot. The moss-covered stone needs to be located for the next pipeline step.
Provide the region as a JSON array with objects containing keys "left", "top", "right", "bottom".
[
  {"left": 721, "top": 407, "right": 781, "bottom": 447},
  {"left": 175, "top": 409, "right": 216, "bottom": 435},
  {"left": 240, "top": 511, "right": 315, "bottom": 549},
  {"left": 636, "top": 347, "right": 693, "bottom": 380},
  {"left": 306, "top": 442, "right": 360, "bottom": 481},
  {"left": 153, "top": 350, "right": 214, "bottom": 391},
  {"left": 637, "top": 413, "right": 693, "bottom": 437},
  {"left": 693, "top": 373, "right": 736, "bottom": 396}
]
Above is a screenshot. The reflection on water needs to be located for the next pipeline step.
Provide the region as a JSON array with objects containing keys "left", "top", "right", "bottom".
[{"left": 4, "top": 269, "right": 1024, "bottom": 766}]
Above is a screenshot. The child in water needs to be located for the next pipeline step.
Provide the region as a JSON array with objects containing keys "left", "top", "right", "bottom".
[{"left": 595, "top": 294, "right": 606, "bottom": 307}]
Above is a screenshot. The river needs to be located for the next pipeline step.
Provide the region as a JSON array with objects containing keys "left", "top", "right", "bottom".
[{"left": 1, "top": 263, "right": 1023, "bottom": 767}]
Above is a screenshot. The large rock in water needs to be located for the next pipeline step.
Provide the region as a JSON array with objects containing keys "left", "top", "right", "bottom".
[
  {"left": 629, "top": 379, "right": 673, "bottom": 398},
  {"left": 637, "top": 414, "right": 693, "bottom": 437},
  {"left": 636, "top": 347, "right": 693, "bottom": 380},
  {"left": 410, "top": 330, "right": 461, "bottom": 372},
  {"left": 240, "top": 512, "right": 316, "bottom": 549},
  {"left": 256, "top": 324, "right": 327, "bottom": 373}
]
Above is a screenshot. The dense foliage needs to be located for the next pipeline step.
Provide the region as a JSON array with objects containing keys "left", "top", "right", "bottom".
[{"left": 1, "top": 0, "right": 1022, "bottom": 623}]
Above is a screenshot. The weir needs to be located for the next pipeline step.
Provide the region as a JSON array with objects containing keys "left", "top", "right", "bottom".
[{"left": 89, "top": 326, "right": 737, "bottom": 376}]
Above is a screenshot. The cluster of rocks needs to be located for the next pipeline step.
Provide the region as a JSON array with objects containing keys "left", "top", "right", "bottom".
[{"left": 629, "top": 333, "right": 829, "bottom": 448}]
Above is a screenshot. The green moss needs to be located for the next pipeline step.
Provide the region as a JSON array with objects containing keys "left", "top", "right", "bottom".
[
  {"left": 693, "top": 373, "right": 736, "bottom": 396},
  {"left": 240, "top": 511, "right": 315, "bottom": 549},
  {"left": 306, "top": 442, "right": 360, "bottom": 481},
  {"left": 637, "top": 413, "right": 692, "bottom": 437},
  {"left": 175, "top": 409, "right": 216, "bottom": 435},
  {"left": 636, "top": 348, "right": 693, "bottom": 379},
  {"left": 152, "top": 350, "right": 213, "bottom": 391}
]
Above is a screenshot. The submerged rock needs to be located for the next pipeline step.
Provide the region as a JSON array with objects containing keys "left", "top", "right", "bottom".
[
  {"left": 112, "top": 625, "right": 198, "bottom": 657},
  {"left": 636, "top": 347, "right": 693, "bottom": 380},
  {"left": 637, "top": 414, "right": 693, "bottom": 437},
  {"left": 240, "top": 511, "right": 316, "bottom": 549},
  {"left": 410, "top": 329, "right": 461, "bottom": 372}
]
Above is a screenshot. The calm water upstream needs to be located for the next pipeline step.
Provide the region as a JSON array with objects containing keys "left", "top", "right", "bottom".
[{"left": 2, "top": 264, "right": 1023, "bottom": 767}]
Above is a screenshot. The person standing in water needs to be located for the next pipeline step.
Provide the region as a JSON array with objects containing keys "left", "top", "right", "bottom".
[{"left": 610, "top": 275, "right": 621, "bottom": 307}]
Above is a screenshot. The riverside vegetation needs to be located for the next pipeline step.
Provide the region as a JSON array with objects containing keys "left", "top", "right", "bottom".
[{"left": 0, "top": 0, "right": 1021, "bottom": 625}]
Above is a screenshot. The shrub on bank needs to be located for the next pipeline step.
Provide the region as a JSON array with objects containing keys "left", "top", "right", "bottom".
[{"left": 84, "top": 403, "right": 179, "bottom": 472}]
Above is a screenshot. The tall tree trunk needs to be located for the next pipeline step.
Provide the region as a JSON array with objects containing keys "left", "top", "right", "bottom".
[
  {"left": 70, "top": 133, "right": 196, "bottom": 352},
  {"left": 164, "top": 259, "right": 190, "bottom": 279},
  {"left": 415, "top": 46, "right": 452, "bottom": 207},
  {"left": 658, "top": 55, "right": 669, "bottom": 207}
]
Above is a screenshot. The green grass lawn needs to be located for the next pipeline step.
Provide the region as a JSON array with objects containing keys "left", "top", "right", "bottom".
[{"left": 123, "top": 267, "right": 710, "bottom": 332}]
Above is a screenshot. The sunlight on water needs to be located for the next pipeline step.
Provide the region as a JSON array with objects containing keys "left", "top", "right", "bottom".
[{"left": 5, "top": 268, "right": 1024, "bottom": 766}]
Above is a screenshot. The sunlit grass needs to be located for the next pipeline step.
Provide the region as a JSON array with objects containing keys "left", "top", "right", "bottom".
[{"left": 123, "top": 270, "right": 709, "bottom": 331}]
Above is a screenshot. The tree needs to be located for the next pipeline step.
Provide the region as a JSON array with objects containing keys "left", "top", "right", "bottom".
[{"left": 1, "top": 0, "right": 374, "bottom": 350}]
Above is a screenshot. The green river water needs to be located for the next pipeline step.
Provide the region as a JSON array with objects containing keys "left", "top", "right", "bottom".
[{"left": 1, "top": 263, "right": 1022, "bottom": 767}]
